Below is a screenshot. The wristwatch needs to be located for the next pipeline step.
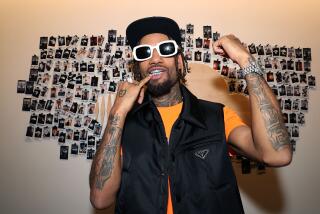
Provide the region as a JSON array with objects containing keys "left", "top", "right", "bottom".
[{"left": 241, "top": 59, "right": 264, "bottom": 77}]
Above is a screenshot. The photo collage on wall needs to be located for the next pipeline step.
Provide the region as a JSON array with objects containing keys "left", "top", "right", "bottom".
[{"left": 17, "top": 24, "right": 315, "bottom": 165}]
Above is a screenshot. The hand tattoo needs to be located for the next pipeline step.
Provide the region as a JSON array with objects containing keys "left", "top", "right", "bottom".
[{"left": 118, "top": 89, "right": 127, "bottom": 97}]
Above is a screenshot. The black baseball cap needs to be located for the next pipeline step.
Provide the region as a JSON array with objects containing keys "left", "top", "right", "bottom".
[{"left": 126, "top": 16, "right": 182, "bottom": 49}]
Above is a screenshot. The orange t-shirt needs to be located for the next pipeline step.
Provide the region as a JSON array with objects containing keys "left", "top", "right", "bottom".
[{"left": 157, "top": 103, "right": 246, "bottom": 214}]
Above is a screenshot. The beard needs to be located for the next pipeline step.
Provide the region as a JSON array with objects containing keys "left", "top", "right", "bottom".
[{"left": 147, "top": 75, "right": 178, "bottom": 97}]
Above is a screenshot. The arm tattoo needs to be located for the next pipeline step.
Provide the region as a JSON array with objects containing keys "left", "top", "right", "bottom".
[
  {"left": 89, "top": 114, "right": 122, "bottom": 190},
  {"left": 247, "top": 73, "right": 290, "bottom": 151}
]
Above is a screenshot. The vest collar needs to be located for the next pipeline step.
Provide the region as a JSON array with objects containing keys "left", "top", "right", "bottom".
[{"left": 130, "top": 85, "right": 207, "bottom": 129}]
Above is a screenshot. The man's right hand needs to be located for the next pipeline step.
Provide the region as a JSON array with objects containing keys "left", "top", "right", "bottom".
[{"left": 111, "top": 76, "right": 151, "bottom": 115}]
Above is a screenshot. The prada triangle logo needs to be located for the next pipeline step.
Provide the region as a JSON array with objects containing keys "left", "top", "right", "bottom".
[{"left": 194, "top": 149, "right": 210, "bottom": 160}]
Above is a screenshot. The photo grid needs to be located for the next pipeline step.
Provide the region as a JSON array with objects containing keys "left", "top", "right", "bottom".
[{"left": 17, "top": 24, "right": 315, "bottom": 163}]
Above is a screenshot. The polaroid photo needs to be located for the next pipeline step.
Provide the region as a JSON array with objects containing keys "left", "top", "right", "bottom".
[
  {"left": 83, "top": 74, "right": 91, "bottom": 86},
  {"left": 52, "top": 126, "right": 59, "bottom": 137},
  {"left": 264, "top": 58, "right": 272, "bottom": 69},
  {"left": 77, "top": 103, "right": 85, "bottom": 115},
  {"left": 272, "top": 46, "right": 280, "bottom": 56},
  {"left": 67, "top": 82, "right": 75, "bottom": 90},
  {"left": 283, "top": 71, "right": 290, "bottom": 84},
  {"left": 293, "top": 85, "right": 301, "bottom": 96},
  {"left": 54, "top": 48, "right": 63, "bottom": 59},
  {"left": 58, "top": 117, "right": 65, "bottom": 129},
  {"left": 265, "top": 45, "right": 272, "bottom": 56},
  {"left": 80, "top": 129, "right": 88, "bottom": 141},
  {"left": 58, "top": 131, "right": 66, "bottom": 143},
  {"left": 80, "top": 35, "right": 88, "bottom": 46},
  {"left": 45, "top": 113, "right": 53, "bottom": 125},
  {"left": 65, "top": 115, "right": 73, "bottom": 127},
  {"left": 212, "top": 32, "right": 220, "bottom": 42},
  {"left": 26, "top": 126, "right": 34, "bottom": 137},
  {"left": 88, "top": 119, "right": 98, "bottom": 131},
  {"left": 292, "top": 125, "right": 299, "bottom": 138},
  {"left": 66, "top": 128, "right": 73, "bottom": 140},
  {"left": 97, "top": 35, "right": 104, "bottom": 46},
  {"left": 83, "top": 115, "right": 92, "bottom": 127},
  {"left": 108, "top": 30, "right": 117, "bottom": 43},
  {"left": 108, "top": 81, "right": 117, "bottom": 93},
  {"left": 185, "top": 36, "right": 193, "bottom": 48},
  {"left": 40, "top": 50, "right": 47, "bottom": 60},
  {"left": 22, "top": 98, "right": 32, "bottom": 111},
  {"left": 289, "top": 112, "right": 297, "bottom": 124},
  {"left": 300, "top": 73, "right": 307, "bottom": 84},
  {"left": 29, "top": 113, "right": 38, "bottom": 125},
  {"left": 280, "top": 46, "right": 287, "bottom": 57},
  {"left": 303, "top": 48, "right": 312, "bottom": 61},
  {"left": 60, "top": 145, "right": 69, "bottom": 160},
  {"left": 91, "top": 76, "right": 99, "bottom": 87},
  {"left": 116, "top": 35, "right": 124, "bottom": 46},
  {"left": 70, "top": 35, "right": 79, "bottom": 46},
  {"left": 48, "top": 36, "right": 56, "bottom": 47},
  {"left": 195, "top": 38, "right": 203, "bottom": 48},
  {"left": 71, "top": 143, "right": 79, "bottom": 155},
  {"left": 39, "top": 37, "right": 48, "bottom": 50},
  {"left": 275, "top": 71, "right": 283, "bottom": 83},
  {"left": 185, "top": 49, "right": 193, "bottom": 61},
  {"left": 88, "top": 135, "right": 95, "bottom": 147},
  {"left": 286, "top": 85, "right": 293, "bottom": 96},
  {"left": 115, "top": 49, "right": 123, "bottom": 59},
  {"left": 58, "top": 36, "right": 66, "bottom": 46},
  {"left": 77, "top": 47, "right": 87, "bottom": 58},
  {"left": 34, "top": 127, "right": 42, "bottom": 138},
  {"left": 37, "top": 113, "right": 45, "bottom": 125},
  {"left": 304, "top": 61, "right": 311, "bottom": 72},
  {"left": 90, "top": 35, "right": 98, "bottom": 46},
  {"left": 29, "top": 69, "right": 38, "bottom": 82},
  {"left": 87, "top": 47, "right": 96, "bottom": 59},
  {"left": 87, "top": 148, "right": 95, "bottom": 160},
  {"left": 256, "top": 45, "right": 265, "bottom": 55},
  {"left": 301, "top": 86, "right": 309, "bottom": 97},
  {"left": 203, "top": 39, "right": 210, "bottom": 49},
  {"left": 287, "top": 60, "right": 294, "bottom": 70},
  {"left": 30, "top": 99, "right": 37, "bottom": 111},
  {"left": 74, "top": 116, "right": 82, "bottom": 128},
  {"left": 221, "top": 65, "right": 229, "bottom": 77},
  {"left": 17, "top": 80, "right": 26, "bottom": 93},
  {"left": 248, "top": 44, "right": 257, "bottom": 55},
  {"left": 55, "top": 98, "right": 63, "bottom": 111},
  {"left": 295, "top": 48, "right": 302, "bottom": 58},
  {"left": 43, "top": 126, "right": 51, "bottom": 138},
  {"left": 284, "top": 99, "right": 292, "bottom": 110},
  {"left": 291, "top": 72, "right": 299, "bottom": 84},
  {"left": 180, "top": 29, "right": 186, "bottom": 42},
  {"left": 203, "top": 26, "right": 212, "bottom": 38},
  {"left": 31, "top": 55, "right": 39, "bottom": 66},
  {"left": 278, "top": 85, "right": 286, "bottom": 96},
  {"left": 236, "top": 80, "right": 246, "bottom": 93},
  {"left": 298, "top": 112, "right": 305, "bottom": 125},
  {"left": 104, "top": 42, "right": 112, "bottom": 53},
  {"left": 186, "top": 24, "right": 194, "bottom": 34},
  {"left": 73, "top": 130, "right": 80, "bottom": 141},
  {"left": 228, "top": 80, "right": 236, "bottom": 93},
  {"left": 194, "top": 51, "right": 202, "bottom": 61},
  {"left": 300, "top": 99, "right": 308, "bottom": 111},
  {"left": 96, "top": 47, "right": 104, "bottom": 59},
  {"left": 292, "top": 99, "right": 300, "bottom": 111},
  {"left": 271, "top": 85, "right": 279, "bottom": 96},
  {"left": 69, "top": 102, "right": 78, "bottom": 114},
  {"left": 308, "top": 75, "right": 316, "bottom": 87},
  {"left": 70, "top": 48, "right": 78, "bottom": 59},
  {"left": 288, "top": 47, "right": 295, "bottom": 58},
  {"left": 45, "top": 100, "right": 54, "bottom": 111},
  {"left": 65, "top": 35, "right": 72, "bottom": 46},
  {"left": 81, "top": 88, "right": 90, "bottom": 101},
  {"left": 87, "top": 103, "right": 95, "bottom": 115},
  {"left": 62, "top": 48, "right": 70, "bottom": 59},
  {"left": 94, "top": 123, "right": 102, "bottom": 136},
  {"left": 79, "top": 142, "right": 87, "bottom": 155},
  {"left": 203, "top": 52, "right": 211, "bottom": 63}
]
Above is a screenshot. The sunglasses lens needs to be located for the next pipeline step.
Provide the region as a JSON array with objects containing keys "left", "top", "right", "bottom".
[
  {"left": 159, "top": 42, "right": 176, "bottom": 56},
  {"left": 135, "top": 46, "right": 151, "bottom": 60}
]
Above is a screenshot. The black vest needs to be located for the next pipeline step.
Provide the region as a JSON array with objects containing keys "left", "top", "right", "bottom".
[{"left": 116, "top": 86, "right": 244, "bottom": 214}]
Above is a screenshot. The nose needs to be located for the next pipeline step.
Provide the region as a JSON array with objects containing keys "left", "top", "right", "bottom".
[{"left": 149, "top": 48, "right": 162, "bottom": 64}]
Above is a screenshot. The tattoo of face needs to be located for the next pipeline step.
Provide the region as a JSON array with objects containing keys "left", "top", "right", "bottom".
[{"left": 247, "top": 73, "right": 290, "bottom": 150}]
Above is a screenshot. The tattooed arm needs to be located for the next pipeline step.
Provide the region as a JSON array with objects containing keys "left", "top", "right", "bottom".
[
  {"left": 89, "top": 76, "right": 150, "bottom": 209},
  {"left": 213, "top": 35, "right": 292, "bottom": 166}
]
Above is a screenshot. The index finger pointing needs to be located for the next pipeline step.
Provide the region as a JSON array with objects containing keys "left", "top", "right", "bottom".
[{"left": 138, "top": 76, "right": 151, "bottom": 87}]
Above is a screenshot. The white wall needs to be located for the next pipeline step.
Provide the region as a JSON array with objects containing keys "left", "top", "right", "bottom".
[{"left": 1, "top": 0, "right": 319, "bottom": 213}]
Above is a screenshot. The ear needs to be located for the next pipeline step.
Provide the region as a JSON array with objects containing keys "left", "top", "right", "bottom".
[{"left": 177, "top": 54, "right": 183, "bottom": 70}]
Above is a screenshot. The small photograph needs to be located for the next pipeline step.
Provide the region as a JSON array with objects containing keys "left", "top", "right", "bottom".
[
  {"left": 39, "top": 37, "right": 48, "bottom": 49},
  {"left": 91, "top": 76, "right": 99, "bottom": 87},
  {"left": 272, "top": 46, "right": 280, "bottom": 56},
  {"left": 300, "top": 99, "right": 308, "bottom": 111},
  {"left": 228, "top": 68, "right": 236, "bottom": 79},
  {"left": 195, "top": 38, "right": 203, "bottom": 48},
  {"left": 212, "top": 32, "right": 220, "bottom": 42},
  {"left": 58, "top": 36, "right": 66, "bottom": 46},
  {"left": 265, "top": 45, "right": 272, "bottom": 56},
  {"left": 292, "top": 125, "right": 299, "bottom": 138},
  {"left": 22, "top": 98, "right": 32, "bottom": 111},
  {"left": 96, "top": 138, "right": 102, "bottom": 150},
  {"left": 26, "top": 126, "right": 34, "bottom": 137},
  {"left": 284, "top": 99, "right": 292, "bottom": 110},
  {"left": 180, "top": 29, "right": 186, "bottom": 42},
  {"left": 90, "top": 35, "right": 98, "bottom": 46},
  {"left": 30, "top": 99, "right": 37, "bottom": 112},
  {"left": 280, "top": 46, "right": 287, "bottom": 57},
  {"left": 88, "top": 135, "right": 95, "bottom": 147},
  {"left": 54, "top": 48, "right": 63, "bottom": 59},
  {"left": 45, "top": 113, "right": 53, "bottom": 125},
  {"left": 275, "top": 71, "right": 283, "bottom": 83},
  {"left": 70, "top": 35, "right": 79, "bottom": 46},
  {"left": 29, "top": 69, "right": 38, "bottom": 82},
  {"left": 62, "top": 48, "right": 70, "bottom": 59},
  {"left": 87, "top": 103, "right": 95, "bottom": 115},
  {"left": 83, "top": 74, "right": 91, "bottom": 86},
  {"left": 58, "top": 131, "right": 66, "bottom": 143},
  {"left": 83, "top": 115, "right": 92, "bottom": 127},
  {"left": 303, "top": 48, "right": 312, "bottom": 61},
  {"left": 52, "top": 126, "right": 59, "bottom": 137},
  {"left": 283, "top": 71, "right": 290, "bottom": 84},
  {"left": 31, "top": 55, "right": 39, "bottom": 66},
  {"left": 78, "top": 103, "right": 85, "bottom": 115},
  {"left": 60, "top": 145, "right": 69, "bottom": 160},
  {"left": 73, "top": 116, "right": 82, "bottom": 128},
  {"left": 97, "top": 35, "right": 104, "bottom": 46},
  {"left": 57, "top": 85, "right": 66, "bottom": 96},
  {"left": 48, "top": 36, "right": 57, "bottom": 47},
  {"left": 116, "top": 35, "right": 124, "bottom": 46},
  {"left": 66, "top": 35, "right": 72, "bottom": 46},
  {"left": 293, "top": 85, "right": 301, "bottom": 97},
  {"left": 295, "top": 48, "right": 302, "bottom": 58},
  {"left": 298, "top": 112, "right": 305, "bottom": 125},
  {"left": 65, "top": 115, "right": 73, "bottom": 127},
  {"left": 304, "top": 61, "right": 311, "bottom": 72},
  {"left": 213, "top": 60, "right": 221, "bottom": 71},
  {"left": 65, "top": 91, "right": 74, "bottom": 103},
  {"left": 87, "top": 148, "right": 95, "bottom": 160},
  {"left": 278, "top": 85, "right": 286, "bottom": 96},
  {"left": 73, "top": 130, "right": 80, "bottom": 141},
  {"left": 55, "top": 98, "right": 63, "bottom": 110},
  {"left": 88, "top": 119, "right": 98, "bottom": 131},
  {"left": 104, "top": 42, "right": 112, "bottom": 53},
  {"left": 248, "top": 44, "right": 257, "bottom": 55},
  {"left": 81, "top": 88, "right": 89, "bottom": 101},
  {"left": 185, "top": 36, "right": 193, "bottom": 48},
  {"left": 236, "top": 80, "right": 246, "bottom": 93},
  {"left": 17, "top": 80, "right": 26, "bottom": 93},
  {"left": 79, "top": 142, "right": 87, "bottom": 154},
  {"left": 37, "top": 113, "right": 45, "bottom": 125},
  {"left": 47, "top": 49, "right": 54, "bottom": 59},
  {"left": 228, "top": 80, "right": 236, "bottom": 93},
  {"left": 256, "top": 45, "right": 265, "bottom": 55},
  {"left": 295, "top": 60, "right": 303, "bottom": 71},
  {"left": 203, "top": 52, "right": 211, "bottom": 63},
  {"left": 88, "top": 62, "right": 95, "bottom": 72},
  {"left": 45, "top": 100, "right": 54, "bottom": 111},
  {"left": 194, "top": 51, "right": 202, "bottom": 61},
  {"left": 71, "top": 143, "right": 79, "bottom": 155},
  {"left": 34, "top": 127, "right": 42, "bottom": 138},
  {"left": 108, "top": 30, "right": 117, "bottom": 43},
  {"left": 291, "top": 72, "right": 299, "bottom": 84},
  {"left": 203, "top": 39, "right": 210, "bottom": 49},
  {"left": 66, "top": 128, "right": 73, "bottom": 140},
  {"left": 203, "top": 26, "right": 212, "bottom": 38},
  {"left": 43, "top": 126, "right": 51, "bottom": 138},
  {"left": 308, "top": 75, "right": 316, "bottom": 87},
  {"left": 185, "top": 49, "right": 193, "bottom": 61},
  {"left": 271, "top": 85, "right": 278, "bottom": 96},
  {"left": 186, "top": 24, "right": 194, "bottom": 34},
  {"left": 292, "top": 99, "right": 300, "bottom": 111},
  {"left": 94, "top": 123, "right": 102, "bottom": 136},
  {"left": 287, "top": 60, "right": 294, "bottom": 70},
  {"left": 264, "top": 58, "right": 272, "bottom": 69},
  {"left": 70, "top": 102, "right": 78, "bottom": 114},
  {"left": 80, "top": 35, "right": 88, "bottom": 46},
  {"left": 221, "top": 65, "right": 229, "bottom": 77},
  {"left": 300, "top": 73, "right": 307, "bottom": 84},
  {"left": 58, "top": 118, "right": 65, "bottom": 129},
  {"left": 288, "top": 47, "right": 295, "bottom": 58},
  {"left": 280, "top": 59, "right": 287, "bottom": 70},
  {"left": 40, "top": 50, "right": 47, "bottom": 59},
  {"left": 108, "top": 81, "right": 117, "bottom": 93},
  {"left": 70, "top": 48, "right": 78, "bottom": 59},
  {"left": 301, "top": 86, "right": 309, "bottom": 97},
  {"left": 80, "top": 129, "right": 88, "bottom": 141},
  {"left": 87, "top": 47, "right": 96, "bottom": 59},
  {"left": 289, "top": 112, "right": 297, "bottom": 124},
  {"left": 286, "top": 85, "right": 293, "bottom": 96},
  {"left": 29, "top": 113, "right": 38, "bottom": 124}
]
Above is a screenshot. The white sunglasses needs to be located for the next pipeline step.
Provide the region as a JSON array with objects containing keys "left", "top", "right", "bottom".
[{"left": 132, "top": 40, "right": 179, "bottom": 61}]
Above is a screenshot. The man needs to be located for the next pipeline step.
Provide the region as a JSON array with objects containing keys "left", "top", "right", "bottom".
[{"left": 89, "top": 17, "right": 292, "bottom": 214}]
